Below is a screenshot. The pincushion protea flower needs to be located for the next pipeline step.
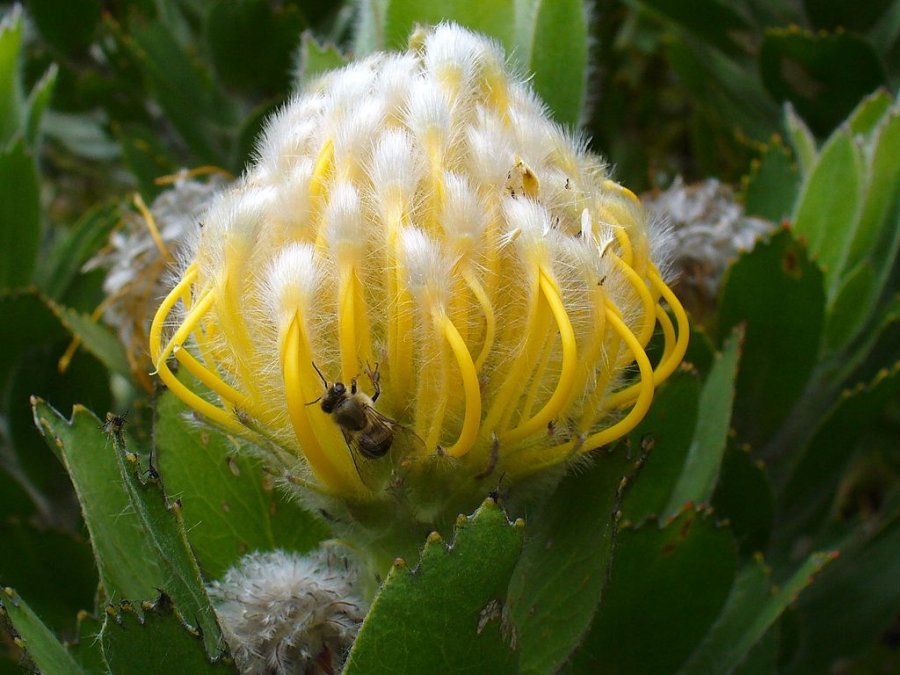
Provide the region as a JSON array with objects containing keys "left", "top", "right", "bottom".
[{"left": 149, "top": 24, "right": 688, "bottom": 528}]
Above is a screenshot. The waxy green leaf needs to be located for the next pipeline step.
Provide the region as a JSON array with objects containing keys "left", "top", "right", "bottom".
[
  {"left": 678, "top": 551, "right": 837, "bottom": 674},
  {"left": 102, "top": 596, "right": 235, "bottom": 674},
  {"left": 31, "top": 401, "right": 223, "bottom": 656},
  {"left": 345, "top": 499, "right": 524, "bottom": 674},
  {"left": 513, "top": 0, "right": 589, "bottom": 126},
  {"left": 294, "top": 31, "right": 350, "bottom": 89},
  {"left": 0, "top": 587, "right": 85, "bottom": 675},
  {"left": 0, "top": 139, "right": 40, "bottom": 290},
  {"left": 792, "top": 126, "right": 864, "bottom": 296},
  {"left": 761, "top": 28, "right": 886, "bottom": 136},
  {"left": 718, "top": 229, "right": 825, "bottom": 451},
  {"left": 620, "top": 370, "right": 701, "bottom": 525},
  {"left": 571, "top": 507, "right": 737, "bottom": 674},
  {"left": 742, "top": 136, "right": 799, "bottom": 223},
  {"left": 155, "top": 391, "right": 329, "bottom": 580},
  {"left": 665, "top": 326, "right": 742, "bottom": 515},
  {"left": 508, "top": 446, "right": 639, "bottom": 674}
]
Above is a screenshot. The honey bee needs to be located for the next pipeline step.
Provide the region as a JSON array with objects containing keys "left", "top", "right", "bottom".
[{"left": 310, "top": 362, "right": 399, "bottom": 461}]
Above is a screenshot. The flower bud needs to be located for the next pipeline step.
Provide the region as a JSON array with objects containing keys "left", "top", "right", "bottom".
[{"left": 149, "top": 23, "right": 689, "bottom": 534}]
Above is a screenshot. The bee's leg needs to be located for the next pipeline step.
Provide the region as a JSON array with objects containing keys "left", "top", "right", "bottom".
[{"left": 366, "top": 362, "right": 382, "bottom": 402}]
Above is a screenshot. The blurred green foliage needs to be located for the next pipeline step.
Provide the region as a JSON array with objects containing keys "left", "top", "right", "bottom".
[{"left": 0, "top": 1, "right": 898, "bottom": 673}]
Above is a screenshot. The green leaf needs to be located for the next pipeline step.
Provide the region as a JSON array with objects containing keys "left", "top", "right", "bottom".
[
  {"left": 620, "top": 370, "right": 701, "bottom": 525},
  {"left": 514, "top": 0, "right": 589, "bottom": 126},
  {"left": 344, "top": 498, "right": 524, "bottom": 674},
  {"left": 31, "top": 401, "right": 223, "bottom": 656},
  {"left": 841, "top": 105, "right": 900, "bottom": 312},
  {"left": 783, "top": 103, "right": 817, "bottom": 176},
  {"left": 0, "top": 139, "right": 40, "bottom": 289},
  {"left": 0, "top": 522, "right": 96, "bottom": 633},
  {"left": 792, "top": 126, "right": 865, "bottom": 296},
  {"left": 101, "top": 595, "right": 235, "bottom": 674},
  {"left": 42, "top": 110, "right": 121, "bottom": 161},
  {"left": 205, "top": 0, "right": 304, "bottom": 96},
  {"left": 824, "top": 260, "right": 876, "bottom": 351},
  {"left": 353, "top": 0, "right": 390, "bottom": 55},
  {"left": 57, "top": 308, "right": 129, "bottom": 376},
  {"left": 636, "top": 0, "right": 752, "bottom": 56},
  {"left": 43, "top": 299, "right": 131, "bottom": 379},
  {"left": 0, "top": 290, "right": 64, "bottom": 387},
  {"left": 34, "top": 203, "right": 119, "bottom": 301},
  {"left": 31, "top": 400, "right": 168, "bottom": 601},
  {"left": 718, "top": 229, "right": 826, "bottom": 450},
  {"left": 774, "top": 364, "right": 900, "bottom": 549},
  {"left": 665, "top": 325, "right": 742, "bottom": 515},
  {"left": 666, "top": 38, "right": 778, "bottom": 143},
  {"left": 23, "top": 0, "right": 102, "bottom": 55},
  {"left": 0, "top": 8, "right": 24, "bottom": 146},
  {"left": 507, "top": 446, "right": 639, "bottom": 674},
  {"left": 760, "top": 28, "right": 887, "bottom": 136},
  {"left": 0, "top": 587, "right": 85, "bottom": 675},
  {"left": 125, "top": 17, "right": 237, "bottom": 166},
  {"left": 683, "top": 323, "right": 715, "bottom": 378},
  {"left": 847, "top": 87, "right": 893, "bottom": 136},
  {"left": 678, "top": 551, "right": 837, "bottom": 675},
  {"left": 294, "top": 31, "right": 350, "bottom": 89},
  {"left": 804, "top": 0, "right": 895, "bottom": 33},
  {"left": 114, "top": 123, "right": 179, "bottom": 199},
  {"left": 786, "top": 506, "right": 900, "bottom": 673},
  {"left": 742, "top": 136, "right": 800, "bottom": 222},
  {"left": 5, "top": 335, "right": 111, "bottom": 503},
  {"left": 711, "top": 444, "right": 775, "bottom": 556},
  {"left": 382, "top": 0, "right": 516, "bottom": 51},
  {"left": 155, "top": 390, "right": 329, "bottom": 580},
  {"left": 24, "top": 65, "right": 58, "bottom": 146},
  {"left": 571, "top": 507, "right": 737, "bottom": 674},
  {"left": 68, "top": 612, "right": 106, "bottom": 673},
  {"left": 109, "top": 424, "right": 225, "bottom": 656}
]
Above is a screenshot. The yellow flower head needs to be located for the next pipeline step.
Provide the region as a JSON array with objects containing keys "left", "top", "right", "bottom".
[{"left": 149, "top": 24, "right": 688, "bottom": 519}]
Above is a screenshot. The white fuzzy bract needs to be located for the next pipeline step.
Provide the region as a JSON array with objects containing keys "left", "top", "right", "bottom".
[{"left": 208, "top": 549, "right": 365, "bottom": 675}]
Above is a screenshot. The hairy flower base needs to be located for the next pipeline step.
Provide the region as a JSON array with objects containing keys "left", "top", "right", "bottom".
[{"left": 148, "top": 24, "right": 688, "bottom": 518}]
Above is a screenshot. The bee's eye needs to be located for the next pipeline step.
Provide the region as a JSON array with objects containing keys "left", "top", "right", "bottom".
[{"left": 333, "top": 383, "right": 345, "bottom": 395}]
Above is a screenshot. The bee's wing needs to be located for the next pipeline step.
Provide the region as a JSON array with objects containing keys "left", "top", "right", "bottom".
[
  {"left": 393, "top": 420, "right": 427, "bottom": 454},
  {"left": 361, "top": 406, "right": 427, "bottom": 457}
]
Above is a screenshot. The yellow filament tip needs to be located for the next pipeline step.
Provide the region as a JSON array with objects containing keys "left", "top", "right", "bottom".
[
  {"left": 133, "top": 193, "right": 172, "bottom": 263},
  {"left": 649, "top": 268, "right": 690, "bottom": 385},
  {"left": 579, "top": 307, "right": 655, "bottom": 452},
  {"left": 502, "top": 271, "right": 577, "bottom": 445},
  {"left": 439, "top": 313, "right": 482, "bottom": 458},
  {"left": 462, "top": 268, "right": 496, "bottom": 372}
]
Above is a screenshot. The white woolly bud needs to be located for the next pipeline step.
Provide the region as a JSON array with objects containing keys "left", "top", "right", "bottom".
[
  {"left": 256, "top": 95, "right": 324, "bottom": 177},
  {"left": 208, "top": 549, "right": 365, "bottom": 675},
  {"left": 270, "top": 160, "right": 314, "bottom": 239},
  {"left": 441, "top": 172, "right": 485, "bottom": 245},
  {"left": 265, "top": 243, "right": 323, "bottom": 332},
  {"left": 226, "top": 186, "right": 277, "bottom": 244},
  {"left": 422, "top": 23, "right": 483, "bottom": 96},
  {"left": 376, "top": 54, "right": 420, "bottom": 118},
  {"left": 370, "top": 130, "right": 421, "bottom": 194},
  {"left": 334, "top": 103, "right": 386, "bottom": 177},
  {"left": 465, "top": 111, "right": 514, "bottom": 188},
  {"left": 323, "top": 182, "right": 365, "bottom": 255},
  {"left": 405, "top": 79, "right": 452, "bottom": 154},
  {"left": 401, "top": 227, "right": 448, "bottom": 305},
  {"left": 323, "top": 59, "right": 381, "bottom": 120}
]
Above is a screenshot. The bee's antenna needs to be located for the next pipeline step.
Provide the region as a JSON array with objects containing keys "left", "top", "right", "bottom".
[{"left": 311, "top": 361, "right": 329, "bottom": 388}]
